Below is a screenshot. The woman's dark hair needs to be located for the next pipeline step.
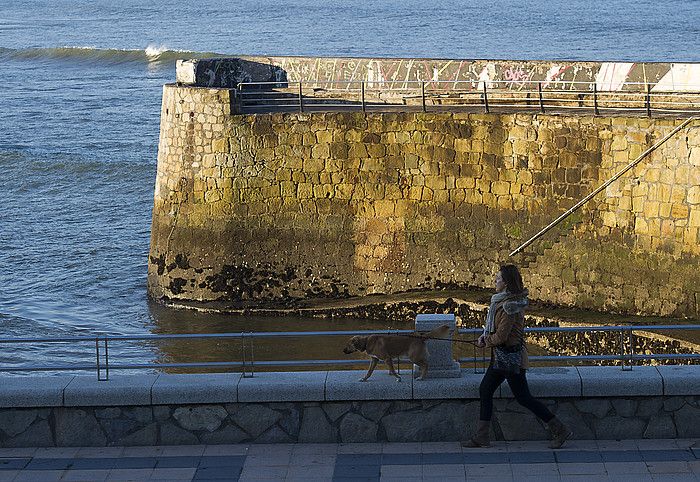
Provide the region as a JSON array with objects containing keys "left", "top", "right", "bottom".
[{"left": 500, "top": 264, "right": 525, "bottom": 294}]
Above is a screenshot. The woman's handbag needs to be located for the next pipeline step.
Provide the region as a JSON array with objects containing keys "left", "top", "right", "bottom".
[{"left": 492, "top": 343, "right": 522, "bottom": 375}]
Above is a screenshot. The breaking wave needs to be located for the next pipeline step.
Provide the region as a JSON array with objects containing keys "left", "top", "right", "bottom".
[{"left": 0, "top": 45, "right": 224, "bottom": 64}]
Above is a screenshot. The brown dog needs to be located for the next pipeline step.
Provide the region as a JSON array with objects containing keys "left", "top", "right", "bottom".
[{"left": 342, "top": 324, "right": 451, "bottom": 382}]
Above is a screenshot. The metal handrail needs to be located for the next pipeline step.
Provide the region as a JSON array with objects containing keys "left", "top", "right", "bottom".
[
  {"left": 509, "top": 116, "right": 698, "bottom": 256},
  {"left": 1, "top": 324, "right": 699, "bottom": 378}
]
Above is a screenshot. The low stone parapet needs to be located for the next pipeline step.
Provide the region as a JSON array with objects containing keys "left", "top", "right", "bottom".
[{"left": 0, "top": 366, "right": 697, "bottom": 446}]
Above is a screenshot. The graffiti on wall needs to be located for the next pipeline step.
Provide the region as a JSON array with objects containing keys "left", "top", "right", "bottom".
[{"left": 183, "top": 56, "right": 700, "bottom": 93}]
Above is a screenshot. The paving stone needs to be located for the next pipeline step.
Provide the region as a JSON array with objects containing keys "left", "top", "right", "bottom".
[
  {"left": 194, "top": 465, "right": 242, "bottom": 479},
  {"left": 558, "top": 462, "right": 606, "bottom": 474},
  {"left": 556, "top": 451, "right": 602, "bottom": 463},
  {"left": 601, "top": 450, "right": 644, "bottom": 462},
  {"left": 645, "top": 461, "right": 691, "bottom": 473},
  {"left": 112, "top": 457, "right": 158, "bottom": 469},
  {"left": 463, "top": 452, "right": 508, "bottom": 464},
  {"left": 25, "top": 458, "right": 73, "bottom": 470},
  {"left": 509, "top": 462, "right": 559, "bottom": 476},
  {"left": 149, "top": 467, "right": 197, "bottom": 480},
  {"left": 381, "top": 464, "right": 423, "bottom": 477},
  {"left": 14, "top": 470, "right": 65, "bottom": 481},
  {"left": 604, "top": 461, "right": 651, "bottom": 474},
  {"left": 200, "top": 455, "right": 246, "bottom": 467},
  {"left": 640, "top": 450, "right": 694, "bottom": 461},
  {"left": 61, "top": 469, "right": 110, "bottom": 481},
  {"left": 106, "top": 468, "right": 154, "bottom": 481},
  {"left": 508, "top": 450, "right": 555, "bottom": 463},
  {"left": 0, "top": 458, "right": 30, "bottom": 470},
  {"left": 69, "top": 458, "right": 116, "bottom": 470},
  {"left": 333, "top": 464, "right": 381, "bottom": 477},
  {"left": 337, "top": 454, "right": 382, "bottom": 465}
]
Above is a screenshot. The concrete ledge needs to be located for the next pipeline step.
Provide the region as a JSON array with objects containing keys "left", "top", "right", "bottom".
[
  {"left": 578, "top": 366, "right": 663, "bottom": 397},
  {"left": 0, "top": 376, "right": 74, "bottom": 408},
  {"left": 2, "top": 365, "right": 699, "bottom": 408},
  {"left": 237, "top": 371, "right": 326, "bottom": 402},
  {"left": 413, "top": 371, "right": 483, "bottom": 399},
  {"left": 326, "top": 370, "right": 412, "bottom": 401},
  {"left": 151, "top": 373, "right": 240, "bottom": 405},
  {"left": 656, "top": 365, "right": 700, "bottom": 395},
  {"left": 500, "top": 367, "right": 581, "bottom": 398},
  {"left": 63, "top": 375, "right": 158, "bottom": 406}
]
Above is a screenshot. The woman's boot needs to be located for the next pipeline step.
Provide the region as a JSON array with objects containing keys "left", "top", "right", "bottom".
[
  {"left": 461, "top": 420, "right": 491, "bottom": 448},
  {"left": 547, "top": 416, "right": 572, "bottom": 449}
]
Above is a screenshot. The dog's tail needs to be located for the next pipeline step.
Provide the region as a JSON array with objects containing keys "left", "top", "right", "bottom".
[{"left": 418, "top": 324, "right": 452, "bottom": 340}]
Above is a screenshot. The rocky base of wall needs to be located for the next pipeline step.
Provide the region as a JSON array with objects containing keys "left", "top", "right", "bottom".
[{"left": 1, "top": 396, "right": 698, "bottom": 448}]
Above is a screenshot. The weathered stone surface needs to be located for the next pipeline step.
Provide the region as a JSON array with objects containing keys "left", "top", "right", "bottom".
[
  {"left": 199, "top": 423, "right": 248, "bottom": 444},
  {"left": 232, "top": 405, "right": 282, "bottom": 437},
  {"left": 95, "top": 408, "right": 121, "bottom": 419},
  {"left": 644, "top": 415, "right": 676, "bottom": 439},
  {"left": 116, "top": 423, "right": 158, "bottom": 446},
  {"left": 663, "top": 397, "right": 685, "bottom": 412},
  {"left": 3, "top": 420, "right": 53, "bottom": 448},
  {"left": 64, "top": 375, "right": 157, "bottom": 407},
  {"left": 500, "top": 367, "right": 581, "bottom": 398},
  {"left": 0, "top": 376, "right": 73, "bottom": 408},
  {"left": 495, "top": 411, "right": 547, "bottom": 441},
  {"left": 55, "top": 409, "right": 107, "bottom": 446},
  {"left": 0, "top": 410, "right": 38, "bottom": 437},
  {"left": 152, "top": 373, "right": 239, "bottom": 404},
  {"left": 278, "top": 407, "right": 300, "bottom": 436},
  {"left": 382, "top": 401, "right": 472, "bottom": 442},
  {"left": 255, "top": 425, "right": 294, "bottom": 443},
  {"left": 637, "top": 398, "right": 663, "bottom": 418},
  {"left": 578, "top": 367, "right": 662, "bottom": 397},
  {"left": 339, "top": 413, "right": 378, "bottom": 443},
  {"left": 326, "top": 370, "right": 412, "bottom": 401},
  {"left": 298, "top": 407, "right": 336, "bottom": 442},
  {"left": 123, "top": 407, "right": 153, "bottom": 423},
  {"left": 611, "top": 399, "right": 638, "bottom": 418},
  {"left": 593, "top": 416, "right": 646, "bottom": 439},
  {"left": 153, "top": 406, "right": 171, "bottom": 421},
  {"left": 322, "top": 402, "right": 352, "bottom": 422},
  {"left": 657, "top": 365, "right": 700, "bottom": 396},
  {"left": 237, "top": 372, "right": 326, "bottom": 402},
  {"left": 159, "top": 422, "right": 199, "bottom": 445},
  {"left": 173, "top": 406, "right": 228, "bottom": 432},
  {"left": 673, "top": 404, "right": 700, "bottom": 438},
  {"left": 574, "top": 399, "right": 611, "bottom": 419},
  {"left": 360, "top": 402, "right": 391, "bottom": 422},
  {"left": 99, "top": 418, "right": 140, "bottom": 441},
  {"left": 553, "top": 401, "right": 595, "bottom": 439}
]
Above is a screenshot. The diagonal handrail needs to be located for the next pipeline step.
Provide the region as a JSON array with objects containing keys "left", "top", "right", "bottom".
[{"left": 509, "top": 116, "right": 698, "bottom": 257}]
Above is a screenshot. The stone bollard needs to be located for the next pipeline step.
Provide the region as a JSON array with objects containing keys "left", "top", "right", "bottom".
[{"left": 414, "top": 313, "right": 461, "bottom": 378}]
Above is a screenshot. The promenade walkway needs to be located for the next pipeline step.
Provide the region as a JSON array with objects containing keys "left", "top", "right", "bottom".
[{"left": 0, "top": 439, "right": 697, "bottom": 482}]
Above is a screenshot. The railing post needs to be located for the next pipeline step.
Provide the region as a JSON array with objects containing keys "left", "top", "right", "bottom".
[
  {"left": 482, "top": 83, "right": 490, "bottom": 113},
  {"left": 538, "top": 82, "right": 545, "bottom": 113},
  {"left": 361, "top": 81, "right": 366, "bottom": 113},
  {"left": 646, "top": 83, "right": 652, "bottom": 118},
  {"left": 298, "top": 82, "right": 304, "bottom": 113},
  {"left": 421, "top": 81, "right": 426, "bottom": 112},
  {"left": 593, "top": 84, "right": 599, "bottom": 116}
]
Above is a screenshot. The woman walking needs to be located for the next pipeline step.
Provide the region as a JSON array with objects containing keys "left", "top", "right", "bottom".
[{"left": 462, "top": 264, "right": 572, "bottom": 448}]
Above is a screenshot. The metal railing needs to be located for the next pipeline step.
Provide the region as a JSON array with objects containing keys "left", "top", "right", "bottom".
[
  {"left": 0, "top": 324, "right": 698, "bottom": 380},
  {"left": 235, "top": 80, "right": 700, "bottom": 116}
]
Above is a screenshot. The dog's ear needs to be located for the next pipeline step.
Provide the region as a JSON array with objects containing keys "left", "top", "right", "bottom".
[{"left": 354, "top": 336, "right": 368, "bottom": 352}]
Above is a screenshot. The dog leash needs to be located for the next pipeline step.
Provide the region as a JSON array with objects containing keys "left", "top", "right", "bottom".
[{"left": 398, "top": 333, "right": 483, "bottom": 346}]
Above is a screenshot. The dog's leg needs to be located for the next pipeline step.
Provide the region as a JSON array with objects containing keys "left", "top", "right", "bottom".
[
  {"left": 386, "top": 358, "right": 402, "bottom": 382},
  {"left": 414, "top": 361, "right": 429, "bottom": 380},
  {"left": 360, "top": 357, "right": 379, "bottom": 382}
]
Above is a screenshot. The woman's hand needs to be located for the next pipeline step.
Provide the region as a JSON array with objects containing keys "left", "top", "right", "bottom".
[{"left": 477, "top": 334, "right": 486, "bottom": 348}]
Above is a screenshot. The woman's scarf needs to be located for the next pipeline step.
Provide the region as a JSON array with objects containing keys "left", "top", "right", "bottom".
[{"left": 483, "top": 289, "right": 529, "bottom": 334}]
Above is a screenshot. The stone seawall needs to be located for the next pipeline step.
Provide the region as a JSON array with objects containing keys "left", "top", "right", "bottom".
[
  {"left": 1, "top": 368, "right": 698, "bottom": 446},
  {"left": 148, "top": 84, "right": 700, "bottom": 317}
]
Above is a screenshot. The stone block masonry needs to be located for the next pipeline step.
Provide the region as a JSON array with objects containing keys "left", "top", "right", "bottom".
[
  {"left": 0, "top": 369, "right": 698, "bottom": 446},
  {"left": 148, "top": 83, "right": 700, "bottom": 317}
]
